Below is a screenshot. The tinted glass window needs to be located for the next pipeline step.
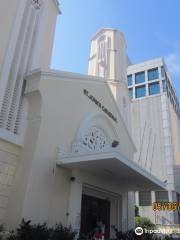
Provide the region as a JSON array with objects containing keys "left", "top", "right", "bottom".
[
  {"left": 128, "top": 75, "right": 132, "bottom": 86},
  {"left": 135, "top": 72, "right": 145, "bottom": 84},
  {"left": 149, "top": 82, "right": 160, "bottom": 95},
  {"left": 135, "top": 85, "right": 146, "bottom": 98},
  {"left": 148, "top": 68, "right": 159, "bottom": 81}
]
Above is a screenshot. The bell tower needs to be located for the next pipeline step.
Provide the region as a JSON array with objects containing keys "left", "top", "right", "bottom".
[
  {"left": 0, "top": 0, "right": 60, "bottom": 138},
  {"left": 88, "top": 28, "right": 128, "bottom": 82},
  {"left": 88, "top": 28, "right": 132, "bottom": 131}
]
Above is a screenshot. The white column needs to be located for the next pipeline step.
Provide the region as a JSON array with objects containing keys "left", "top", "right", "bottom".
[
  {"left": 158, "top": 66, "right": 163, "bottom": 94},
  {"left": 145, "top": 70, "right": 149, "bottom": 96},
  {"left": 135, "top": 191, "right": 139, "bottom": 206},
  {"left": 121, "top": 192, "right": 128, "bottom": 231},
  {"left": 117, "top": 196, "right": 122, "bottom": 231},
  {"left": 168, "top": 190, "right": 177, "bottom": 224},
  {"left": 127, "top": 191, "right": 135, "bottom": 229},
  {"left": 151, "top": 191, "right": 156, "bottom": 224},
  {"left": 151, "top": 191, "right": 155, "bottom": 203},
  {"left": 122, "top": 191, "right": 135, "bottom": 230},
  {"left": 132, "top": 74, "right": 136, "bottom": 100},
  {"left": 67, "top": 179, "right": 83, "bottom": 235}
]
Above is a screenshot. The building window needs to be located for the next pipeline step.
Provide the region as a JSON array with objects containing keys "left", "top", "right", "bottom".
[
  {"left": 128, "top": 88, "right": 133, "bottom": 98},
  {"left": 155, "top": 191, "right": 169, "bottom": 202},
  {"left": 135, "top": 85, "right": 146, "bottom": 98},
  {"left": 98, "top": 36, "right": 106, "bottom": 62},
  {"left": 148, "top": 68, "right": 159, "bottom": 81},
  {"left": 135, "top": 72, "right": 145, "bottom": 84},
  {"left": 149, "top": 82, "right": 160, "bottom": 95},
  {"left": 139, "top": 191, "right": 152, "bottom": 206},
  {"left": 128, "top": 75, "right": 132, "bottom": 86}
]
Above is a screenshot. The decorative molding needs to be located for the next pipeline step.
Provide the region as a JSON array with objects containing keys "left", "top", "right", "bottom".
[
  {"left": 31, "top": 0, "right": 42, "bottom": 10},
  {"left": 72, "top": 126, "right": 111, "bottom": 154},
  {"left": 56, "top": 113, "right": 121, "bottom": 158}
]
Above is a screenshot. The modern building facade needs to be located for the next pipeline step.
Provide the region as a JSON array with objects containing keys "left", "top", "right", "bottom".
[
  {"left": 127, "top": 58, "right": 180, "bottom": 225},
  {"left": 0, "top": 0, "right": 179, "bottom": 238}
]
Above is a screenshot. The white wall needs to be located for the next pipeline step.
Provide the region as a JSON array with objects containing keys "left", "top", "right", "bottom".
[
  {"left": 0, "top": 140, "right": 20, "bottom": 224},
  {"left": 4, "top": 70, "right": 135, "bottom": 229},
  {"left": 131, "top": 95, "right": 166, "bottom": 181}
]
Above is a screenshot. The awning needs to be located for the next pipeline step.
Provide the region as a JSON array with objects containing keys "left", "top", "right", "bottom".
[{"left": 56, "top": 150, "right": 166, "bottom": 191}]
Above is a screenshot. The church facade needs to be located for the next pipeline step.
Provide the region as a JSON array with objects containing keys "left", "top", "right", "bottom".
[{"left": 0, "top": 0, "right": 179, "bottom": 237}]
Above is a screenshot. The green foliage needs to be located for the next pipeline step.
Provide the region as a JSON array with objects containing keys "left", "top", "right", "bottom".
[
  {"left": 0, "top": 224, "right": 5, "bottom": 240},
  {"left": 135, "top": 205, "right": 140, "bottom": 217},
  {"left": 111, "top": 228, "right": 162, "bottom": 240},
  {"left": 0, "top": 225, "right": 4, "bottom": 232},
  {"left": 6, "top": 219, "right": 76, "bottom": 240},
  {"left": 1, "top": 219, "right": 174, "bottom": 240},
  {"left": 135, "top": 216, "right": 155, "bottom": 229},
  {"left": 164, "top": 235, "right": 173, "bottom": 240},
  {"left": 50, "top": 224, "right": 76, "bottom": 240},
  {"left": 7, "top": 219, "right": 49, "bottom": 240}
]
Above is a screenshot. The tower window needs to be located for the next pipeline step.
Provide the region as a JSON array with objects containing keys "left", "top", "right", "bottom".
[{"left": 98, "top": 36, "right": 106, "bottom": 61}]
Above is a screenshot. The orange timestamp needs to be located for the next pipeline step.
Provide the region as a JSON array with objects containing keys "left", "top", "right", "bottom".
[{"left": 153, "top": 202, "right": 180, "bottom": 211}]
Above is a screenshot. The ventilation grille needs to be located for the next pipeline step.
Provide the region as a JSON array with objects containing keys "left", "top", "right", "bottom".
[{"left": 0, "top": 1, "right": 40, "bottom": 137}]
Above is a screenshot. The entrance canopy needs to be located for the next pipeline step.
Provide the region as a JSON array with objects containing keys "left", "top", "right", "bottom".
[{"left": 56, "top": 150, "right": 166, "bottom": 191}]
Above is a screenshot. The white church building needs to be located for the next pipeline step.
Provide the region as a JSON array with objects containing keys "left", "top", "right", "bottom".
[{"left": 0, "top": 0, "right": 179, "bottom": 238}]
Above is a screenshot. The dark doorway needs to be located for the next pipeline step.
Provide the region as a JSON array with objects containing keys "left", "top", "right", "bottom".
[{"left": 80, "top": 194, "right": 110, "bottom": 238}]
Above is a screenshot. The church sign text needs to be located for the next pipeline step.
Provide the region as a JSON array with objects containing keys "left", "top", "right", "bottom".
[{"left": 83, "top": 89, "right": 117, "bottom": 123}]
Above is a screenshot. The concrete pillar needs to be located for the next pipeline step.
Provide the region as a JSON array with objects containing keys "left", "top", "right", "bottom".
[
  {"left": 145, "top": 70, "right": 149, "bottom": 96},
  {"left": 135, "top": 191, "right": 139, "bottom": 206},
  {"left": 121, "top": 191, "right": 135, "bottom": 231},
  {"left": 121, "top": 192, "right": 128, "bottom": 231},
  {"left": 117, "top": 196, "right": 122, "bottom": 231},
  {"left": 151, "top": 191, "right": 156, "bottom": 224},
  {"left": 168, "top": 191, "right": 179, "bottom": 224},
  {"left": 67, "top": 178, "right": 82, "bottom": 235},
  {"left": 132, "top": 74, "right": 136, "bottom": 100},
  {"left": 127, "top": 191, "right": 135, "bottom": 230}
]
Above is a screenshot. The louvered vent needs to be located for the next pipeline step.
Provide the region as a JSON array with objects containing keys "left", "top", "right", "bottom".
[
  {"left": 0, "top": 0, "right": 41, "bottom": 137},
  {"left": 14, "top": 100, "right": 23, "bottom": 135},
  {"left": 0, "top": 83, "right": 12, "bottom": 128}
]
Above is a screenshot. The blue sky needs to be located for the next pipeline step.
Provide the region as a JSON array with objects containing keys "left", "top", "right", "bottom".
[{"left": 51, "top": 0, "right": 180, "bottom": 97}]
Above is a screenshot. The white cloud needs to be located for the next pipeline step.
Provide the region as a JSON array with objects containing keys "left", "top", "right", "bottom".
[{"left": 165, "top": 53, "right": 180, "bottom": 77}]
